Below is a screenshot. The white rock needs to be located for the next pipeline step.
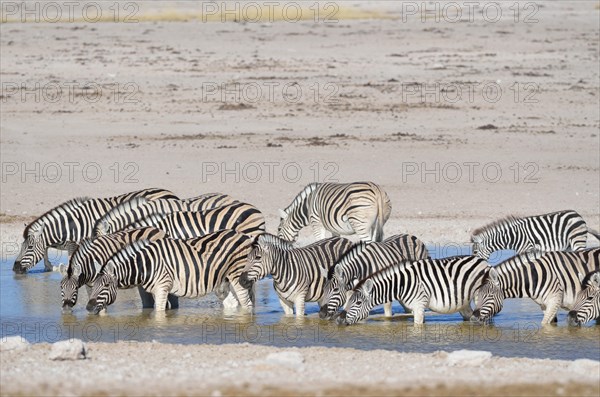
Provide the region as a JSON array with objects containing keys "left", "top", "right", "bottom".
[
  {"left": 265, "top": 351, "right": 305, "bottom": 370},
  {"left": 0, "top": 336, "right": 30, "bottom": 352},
  {"left": 446, "top": 350, "right": 492, "bottom": 367},
  {"left": 49, "top": 339, "right": 87, "bottom": 361}
]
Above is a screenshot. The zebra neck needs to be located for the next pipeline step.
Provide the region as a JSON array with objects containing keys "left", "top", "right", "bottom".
[
  {"left": 372, "top": 270, "right": 403, "bottom": 306},
  {"left": 286, "top": 193, "right": 311, "bottom": 231},
  {"left": 270, "top": 251, "right": 289, "bottom": 283}
]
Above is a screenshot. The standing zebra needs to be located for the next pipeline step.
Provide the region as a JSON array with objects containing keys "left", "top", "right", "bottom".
[
  {"left": 277, "top": 182, "right": 392, "bottom": 242},
  {"left": 568, "top": 270, "right": 600, "bottom": 326},
  {"left": 59, "top": 226, "right": 179, "bottom": 311},
  {"left": 337, "top": 256, "right": 490, "bottom": 326},
  {"left": 122, "top": 202, "right": 265, "bottom": 238},
  {"left": 239, "top": 234, "right": 354, "bottom": 317},
  {"left": 86, "top": 229, "right": 255, "bottom": 314},
  {"left": 471, "top": 210, "right": 600, "bottom": 260},
  {"left": 13, "top": 188, "right": 177, "bottom": 273},
  {"left": 92, "top": 194, "right": 242, "bottom": 236},
  {"left": 471, "top": 248, "right": 600, "bottom": 325},
  {"left": 319, "top": 234, "right": 429, "bottom": 319}
]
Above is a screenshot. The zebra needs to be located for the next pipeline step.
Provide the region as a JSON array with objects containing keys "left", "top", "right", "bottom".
[
  {"left": 319, "top": 234, "right": 429, "bottom": 319},
  {"left": 93, "top": 193, "right": 241, "bottom": 236},
  {"left": 13, "top": 188, "right": 177, "bottom": 273},
  {"left": 239, "top": 233, "right": 354, "bottom": 317},
  {"left": 277, "top": 182, "right": 392, "bottom": 243},
  {"left": 568, "top": 270, "right": 600, "bottom": 326},
  {"left": 337, "top": 255, "right": 490, "bottom": 326},
  {"left": 471, "top": 210, "right": 600, "bottom": 260},
  {"left": 117, "top": 202, "right": 265, "bottom": 238},
  {"left": 86, "top": 229, "right": 255, "bottom": 314},
  {"left": 59, "top": 226, "right": 179, "bottom": 311},
  {"left": 471, "top": 248, "right": 600, "bottom": 325}
]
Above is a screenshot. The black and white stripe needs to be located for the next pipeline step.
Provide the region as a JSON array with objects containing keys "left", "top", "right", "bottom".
[
  {"left": 472, "top": 248, "right": 600, "bottom": 325},
  {"left": 338, "top": 256, "right": 490, "bottom": 325},
  {"left": 239, "top": 234, "right": 354, "bottom": 317},
  {"left": 93, "top": 193, "right": 240, "bottom": 236},
  {"left": 568, "top": 270, "right": 600, "bottom": 326},
  {"left": 13, "top": 188, "right": 177, "bottom": 273},
  {"left": 277, "top": 182, "right": 392, "bottom": 242},
  {"left": 471, "top": 210, "right": 599, "bottom": 260},
  {"left": 59, "top": 226, "right": 170, "bottom": 311},
  {"left": 319, "top": 234, "right": 429, "bottom": 319},
  {"left": 128, "top": 202, "right": 265, "bottom": 238},
  {"left": 86, "top": 229, "right": 255, "bottom": 314}
]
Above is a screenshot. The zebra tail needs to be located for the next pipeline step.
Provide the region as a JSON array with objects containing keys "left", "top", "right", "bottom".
[
  {"left": 588, "top": 228, "right": 600, "bottom": 241},
  {"left": 373, "top": 185, "right": 390, "bottom": 242}
]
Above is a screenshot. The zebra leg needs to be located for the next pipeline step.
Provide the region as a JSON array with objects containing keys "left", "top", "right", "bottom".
[
  {"left": 166, "top": 294, "right": 179, "bottom": 310},
  {"left": 294, "top": 296, "right": 306, "bottom": 317},
  {"left": 541, "top": 298, "right": 561, "bottom": 325},
  {"left": 43, "top": 249, "right": 53, "bottom": 272},
  {"left": 152, "top": 289, "right": 169, "bottom": 313},
  {"left": 138, "top": 286, "right": 156, "bottom": 309},
  {"left": 459, "top": 304, "right": 474, "bottom": 321},
  {"left": 278, "top": 297, "right": 294, "bottom": 316},
  {"left": 412, "top": 306, "right": 426, "bottom": 325},
  {"left": 229, "top": 279, "right": 254, "bottom": 309},
  {"left": 383, "top": 301, "right": 393, "bottom": 317}
]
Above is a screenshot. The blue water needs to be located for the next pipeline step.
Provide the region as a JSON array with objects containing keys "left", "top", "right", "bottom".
[{"left": 1, "top": 248, "right": 599, "bottom": 360}]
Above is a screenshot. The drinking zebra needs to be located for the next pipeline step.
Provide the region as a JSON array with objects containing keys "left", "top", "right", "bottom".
[
  {"left": 471, "top": 210, "right": 600, "bottom": 260},
  {"left": 471, "top": 248, "right": 600, "bottom": 325},
  {"left": 277, "top": 182, "right": 392, "bottom": 242},
  {"left": 568, "top": 270, "right": 600, "bottom": 326},
  {"left": 319, "top": 234, "right": 429, "bottom": 319},
  {"left": 114, "top": 202, "right": 265, "bottom": 238},
  {"left": 59, "top": 226, "right": 178, "bottom": 311},
  {"left": 86, "top": 229, "right": 255, "bottom": 314},
  {"left": 337, "top": 256, "right": 490, "bottom": 326},
  {"left": 239, "top": 234, "right": 354, "bottom": 317},
  {"left": 13, "top": 188, "right": 177, "bottom": 273}
]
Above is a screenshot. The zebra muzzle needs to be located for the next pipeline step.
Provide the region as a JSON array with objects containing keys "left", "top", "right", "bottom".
[
  {"left": 12, "top": 261, "right": 26, "bottom": 274},
  {"left": 319, "top": 306, "right": 333, "bottom": 320},
  {"left": 336, "top": 311, "right": 348, "bottom": 325},
  {"left": 86, "top": 299, "right": 102, "bottom": 314},
  {"left": 238, "top": 272, "right": 253, "bottom": 289},
  {"left": 567, "top": 311, "right": 581, "bottom": 327}
]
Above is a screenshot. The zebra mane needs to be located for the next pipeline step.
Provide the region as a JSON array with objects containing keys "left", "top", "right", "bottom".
[
  {"left": 352, "top": 259, "right": 412, "bottom": 291},
  {"left": 471, "top": 215, "right": 520, "bottom": 238},
  {"left": 581, "top": 270, "right": 600, "bottom": 288},
  {"left": 94, "top": 197, "right": 149, "bottom": 235},
  {"left": 255, "top": 233, "right": 295, "bottom": 251},
  {"left": 23, "top": 197, "right": 90, "bottom": 238},
  {"left": 283, "top": 183, "right": 320, "bottom": 215}
]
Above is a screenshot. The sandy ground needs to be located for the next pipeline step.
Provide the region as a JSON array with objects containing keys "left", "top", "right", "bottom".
[
  {"left": 1, "top": 1, "right": 599, "bottom": 395},
  {"left": 1, "top": 341, "right": 599, "bottom": 397}
]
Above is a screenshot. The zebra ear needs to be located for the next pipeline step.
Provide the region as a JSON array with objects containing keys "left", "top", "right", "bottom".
[
  {"left": 590, "top": 273, "right": 600, "bottom": 289},
  {"left": 351, "top": 278, "right": 359, "bottom": 288},
  {"left": 93, "top": 260, "right": 103, "bottom": 274},
  {"left": 58, "top": 264, "right": 68, "bottom": 277},
  {"left": 97, "top": 220, "right": 110, "bottom": 236},
  {"left": 278, "top": 209, "right": 287, "bottom": 219},
  {"left": 361, "top": 279, "right": 374, "bottom": 295},
  {"left": 488, "top": 268, "right": 500, "bottom": 286},
  {"left": 33, "top": 225, "right": 44, "bottom": 238},
  {"left": 72, "top": 263, "right": 82, "bottom": 278},
  {"left": 334, "top": 266, "right": 345, "bottom": 281},
  {"left": 578, "top": 272, "right": 585, "bottom": 284},
  {"left": 318, "top": 266, "right": 328, "bottom": 279},
  {"left": 472, "top": 235, "right": 482, "bottom": 244},
  {"left": 104, "top": 261, "right": 116, "bottom": 276}
]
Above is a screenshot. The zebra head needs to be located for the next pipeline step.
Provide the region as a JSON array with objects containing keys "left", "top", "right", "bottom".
[
  {"left": 277, "top": 208, "right": 299, "bottom": 242},
  {"left": 60, "top": 263, "right": 81, "bottom": 311},
  {"left": 13, "top": 224, "right": 46, "bottom": 273},
  {"left": 86, "top": 261, "right": 118, "bottom": 315},
  {"left": 319, "top": 266, "right": 352, "bottom": 319},
  {"left": 471, "top": 268, "right": 504, "bottom": 323},
  {"left": 568, "top": 271, "right": 600, "bottom": 326},
  {"left": 336, "top": 279, "right": 375, "bottom": 326},
  {"left": 471, "top": 235, "right": 492, "bottom": 260},
  {"left": 239, "top": 239, "right": 271, "bottom": 289}
]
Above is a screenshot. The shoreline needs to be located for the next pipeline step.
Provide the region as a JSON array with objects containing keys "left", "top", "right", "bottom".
[{"left": 1, "top": 341, "right": 599, "bottom": 397}]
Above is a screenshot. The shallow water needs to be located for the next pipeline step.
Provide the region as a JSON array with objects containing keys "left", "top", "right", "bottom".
[{"left": 1, "top": 248, "right": 599, "bottom": 360}]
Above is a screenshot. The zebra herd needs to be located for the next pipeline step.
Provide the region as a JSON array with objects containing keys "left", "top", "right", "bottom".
[{"left": 12, "top": 183, "right": 600, "bottom": 326}]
